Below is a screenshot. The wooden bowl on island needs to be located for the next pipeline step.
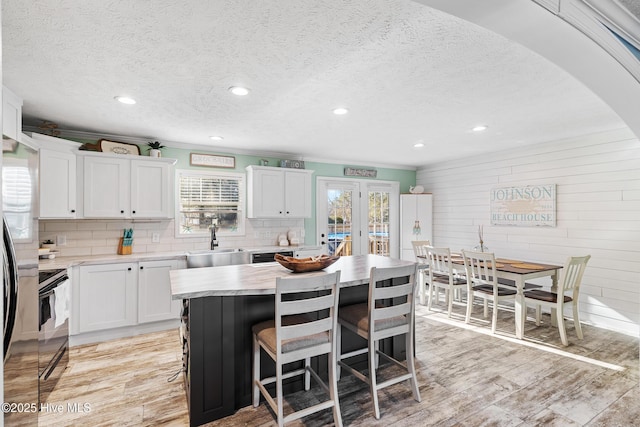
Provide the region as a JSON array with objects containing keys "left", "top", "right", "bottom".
[{"left": 274, "top": 253, "right": 340, "bottom": 273}]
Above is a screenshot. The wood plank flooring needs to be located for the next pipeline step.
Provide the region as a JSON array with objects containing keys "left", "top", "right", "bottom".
[{"left": 39, "top": 301, "right": 639, "bottom": 426}]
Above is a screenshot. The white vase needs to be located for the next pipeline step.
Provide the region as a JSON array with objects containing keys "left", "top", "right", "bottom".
[{"left": 149, "top": 149, "right": 161, "bottom": 158}]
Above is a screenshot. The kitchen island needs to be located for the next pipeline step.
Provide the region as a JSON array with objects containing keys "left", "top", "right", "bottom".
[{"left": 170, "top": 254, "right": 415, "bottom": 426}]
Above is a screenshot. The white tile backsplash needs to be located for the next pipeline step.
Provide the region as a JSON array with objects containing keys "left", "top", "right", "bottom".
[{"left": 39, "top": 218, "right": 306, "bottom": 256}]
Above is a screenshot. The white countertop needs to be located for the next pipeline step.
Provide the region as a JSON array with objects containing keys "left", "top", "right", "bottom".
[
  {"left": 38, "top": 245, "right": 323, "bottom": 271},
  {"left": 170, "top": 254, "right": 415, "bottom": 299}
]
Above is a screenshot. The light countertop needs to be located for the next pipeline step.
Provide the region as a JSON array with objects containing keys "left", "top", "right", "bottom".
[
  {"left": 170, "top": 254, "right": 416, "bottom": 299},
  {"left": 38, "top": 245, "right": 322, "bottom": 271}
]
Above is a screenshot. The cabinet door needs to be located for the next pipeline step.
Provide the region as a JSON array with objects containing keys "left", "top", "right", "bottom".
[
  {"left": 40, "top": 149, "right": 77, "bottom": 218},
  {"left": 2, "top": 86, "right": 22, "bottom": 140},
  {"left": 249, "top": 168, "right": 285, "bottom": 218},
  {"left": 284, "top": 170, "right": 312, "bottom": 217},
  {"left": 138, "top": 259, "right": 181, "bottom": 323},
  {"left": 130, "top": 160, "right": 171, "bottom": 218},
  {"left": 83, "top": 156, "right": 130, "bottom": 217},
  {"left": 77, "top": 263, "right": 138, "bottom": 333}
]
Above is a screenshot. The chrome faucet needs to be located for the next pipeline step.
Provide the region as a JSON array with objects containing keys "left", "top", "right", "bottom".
[{"left": 210, "top": 225, "right": 219, "bottom": 250}]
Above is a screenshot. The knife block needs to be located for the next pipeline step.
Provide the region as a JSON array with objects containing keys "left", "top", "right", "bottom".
[{"left": 117, "top": 237, "right": 133, "bottom": 255}]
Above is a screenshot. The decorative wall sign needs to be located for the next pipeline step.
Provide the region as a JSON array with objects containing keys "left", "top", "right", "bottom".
[
  {"left": 490, "top": 184, "right": 556, "bottom": 227},
  {"left": 190, "top": 153, "right": 235, "bottom": 168},
  {"left": 280, "top": 159, "right": 305, "bottom": 169},
  {"left": 344, "top": 167, "right": 377, "bottom": 178}
]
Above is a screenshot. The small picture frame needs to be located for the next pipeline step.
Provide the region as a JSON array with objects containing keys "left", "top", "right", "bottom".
[
  {"left": 190, "top": 153, "right": 236, "bottom": 168},
  {"left": 98, "top": 139, "right": 141, "bottom": 155}
]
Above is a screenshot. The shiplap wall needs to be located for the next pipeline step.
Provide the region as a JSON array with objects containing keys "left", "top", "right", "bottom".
[{"left": 417, "top": 129, "right": 640, "bottom": 337}]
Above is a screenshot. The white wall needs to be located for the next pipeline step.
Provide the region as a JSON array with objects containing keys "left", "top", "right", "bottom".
[{"left": 417, "top": 128, "right": 640, "bottom": 337}]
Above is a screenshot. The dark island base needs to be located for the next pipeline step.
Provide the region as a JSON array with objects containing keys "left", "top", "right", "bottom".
[{"left": 183, "top": 282, "right": 408, "bottom": 426}]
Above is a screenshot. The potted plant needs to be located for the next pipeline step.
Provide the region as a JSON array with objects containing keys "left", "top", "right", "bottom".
[{"left": 147, "top": 141, "right": 165, "bottom": 157}]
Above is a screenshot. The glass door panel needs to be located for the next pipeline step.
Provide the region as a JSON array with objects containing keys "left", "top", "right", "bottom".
[
  {"left": 368, "top": 190, "right": 390, "bottom": 256},
  {"left": 317, "top": 180, "right": 360, "bottom": 255}
]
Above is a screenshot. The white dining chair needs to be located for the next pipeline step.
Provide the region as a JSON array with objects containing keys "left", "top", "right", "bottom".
[
  {"left": 462, "top": 250, "right": 517, "bottom": 334},
  {"left": 523, "top": 255, "right": 591, "bottom": 346},
  {"left": 252, "top": 271, "right": 342, "bottom": 427},
  {"left": 426, "top": 246, "right": 467, "bottom": 317},
  {"left": 336, "top": 263, "right": 421, "bottom": 419},
  {"left": 411, "top": 240, "right": 430, "bottom": 304}
]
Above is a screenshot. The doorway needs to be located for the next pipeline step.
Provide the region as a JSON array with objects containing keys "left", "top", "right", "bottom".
[{"left": 316, "top": 178, "right": 399, "bottom": 257}]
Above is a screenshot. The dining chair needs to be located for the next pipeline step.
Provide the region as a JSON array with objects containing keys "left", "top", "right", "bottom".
[
  {"left": 336, "top": 263, "right": 420, "bottom": 419},
  {"left": 411, "top": 240, "right": 430, "bottom": 304},
  {"left": 252, "top": 271, "right": 342, "bottom": 427},
  {"left": 523, "top": 255, "right": 591, "bottom": 346},
  {"left": 462, "top": 250, "right": 517, "bottom": 333},
  {"left": 426, "top": 246, "right": 467, "bottom": 317}
]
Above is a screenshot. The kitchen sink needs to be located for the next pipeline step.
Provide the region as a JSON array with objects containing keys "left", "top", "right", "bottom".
[{"left": 186, "top": 248, "right": 251, "bottom": 268}]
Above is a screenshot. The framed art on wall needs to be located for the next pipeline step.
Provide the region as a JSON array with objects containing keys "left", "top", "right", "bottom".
[
  {"left": 98, "top": 139, "right": 141, "bottom": 155},
  {"left": 190, "top": 153, "right": 236, "bottom": 168}
]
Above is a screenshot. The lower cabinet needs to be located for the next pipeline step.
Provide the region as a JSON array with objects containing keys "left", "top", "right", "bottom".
[
  {"left": 76, "top": 262, "right": 138, "bottom": 333},
  {"left": 72, "top": 259, "right": 182, "bottom": 335},
  {"left": 138, "top": 259, "right": 182, "bottom": 323}
]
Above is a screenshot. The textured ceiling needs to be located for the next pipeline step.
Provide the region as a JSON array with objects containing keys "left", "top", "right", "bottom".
[{"left": 1, "top": 0, "right": 627, "bottom": 168}]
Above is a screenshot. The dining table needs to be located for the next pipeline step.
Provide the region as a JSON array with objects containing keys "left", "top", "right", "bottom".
[{"left": 418, "top": 253, "right": 563, "bottom": 339}]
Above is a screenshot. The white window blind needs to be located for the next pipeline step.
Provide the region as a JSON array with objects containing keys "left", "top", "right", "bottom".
[{"left": 177, "top": 170, "right": 244, "bottom": 236}]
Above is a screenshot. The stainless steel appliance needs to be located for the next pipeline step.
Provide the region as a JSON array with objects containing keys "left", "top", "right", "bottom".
[
  {"left": 38, "top": 268, "right": 69, "bottom": 404},
  {"left": 2, "top": 138, "right": 39, "bottom": 425},
  {"left": 250, "top": 250, "right": 293, "bottom": 263}
]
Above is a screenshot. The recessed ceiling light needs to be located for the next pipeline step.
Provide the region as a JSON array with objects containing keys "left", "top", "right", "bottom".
[
  {"left": 209, "top": 136, "right": 224, "bottom": 141},
  {"left": 114, "top": 96, "right": 136, "bottom": 105},
  {"left": 472, "top": 125, "right": 488, "bottom": 132},
  {"left": 414, "top": 142, "right": 425, "bottom": 148},
  {"left": 333, "top": 107, "right": 349, "bottom": 115},
  {"left": 229, "top": 86, "right": 250, "bottom": 96}
]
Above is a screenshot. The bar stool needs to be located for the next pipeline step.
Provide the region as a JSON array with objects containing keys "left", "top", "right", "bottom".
[
  {"left": 252, "top": 271, "right": 342, "bottom": 427},
  {"left": 336, "top": 264, "right": 421, "bottom": 419}
]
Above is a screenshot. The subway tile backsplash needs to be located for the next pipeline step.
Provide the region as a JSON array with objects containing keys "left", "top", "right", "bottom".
[{"left": 39, "top": 218, "right": 306, "bottom": 257}]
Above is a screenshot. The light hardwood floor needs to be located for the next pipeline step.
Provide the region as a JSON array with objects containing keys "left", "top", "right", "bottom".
[{"left": 39, "top": 301, "right": 639, "bottom": 426}]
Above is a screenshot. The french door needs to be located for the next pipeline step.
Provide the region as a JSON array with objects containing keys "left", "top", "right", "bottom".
[{"left": 316, "top": 178, "right": 399, "bottom": 257}]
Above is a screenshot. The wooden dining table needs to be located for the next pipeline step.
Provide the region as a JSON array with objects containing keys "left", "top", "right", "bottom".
[{"left": 418, "top": 253, "right": 563, "bottom": 339}]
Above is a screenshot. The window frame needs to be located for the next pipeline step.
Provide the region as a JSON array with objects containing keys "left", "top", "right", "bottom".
[{"left": 174, "top": 168, "right": 246, "bottom": 238}]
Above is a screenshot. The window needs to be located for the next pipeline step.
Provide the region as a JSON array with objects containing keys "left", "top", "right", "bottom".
[{"left": 176, "top": 170, "right": 245, "bottom": 237}]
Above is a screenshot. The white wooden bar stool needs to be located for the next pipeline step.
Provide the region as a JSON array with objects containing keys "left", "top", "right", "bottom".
[
  {"left": 252, "top": 271, "right": 342, "bottom": 427},
  {"left": 336, "top": 264, "right": 421, "bottom": 419}
]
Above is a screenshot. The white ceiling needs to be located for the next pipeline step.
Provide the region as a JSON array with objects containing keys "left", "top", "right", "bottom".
[{"left": 1, "top": 0, "right": 628, "bottom": 169}]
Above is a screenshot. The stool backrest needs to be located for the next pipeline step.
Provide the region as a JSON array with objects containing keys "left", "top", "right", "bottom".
[
  {"left": 368, "top": 264, "right": 418, "bottom": 339},
  {"left": 275, "top": 271, "right": 341, "bottom": 357}
]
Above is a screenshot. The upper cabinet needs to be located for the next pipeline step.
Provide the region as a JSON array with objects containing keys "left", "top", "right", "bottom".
[
  {"left": 30, "top": 133, "right": 82, "bottom": 219},
  {"left": 80, "top": 153, "right": 175, "bottom": 219},
  {"left": 2, "top": 86, "right": 23, "bottom": 141},
  {"left": 246, "top": 165, "right": 313, "bottom": 218},
  {"left": 40, "top": 148, "right": 78, "bottom": 218}
]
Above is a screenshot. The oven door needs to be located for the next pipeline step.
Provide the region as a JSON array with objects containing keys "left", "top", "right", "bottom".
[{"left": 38, "top": 274, "right": 70, "bottom": 403}]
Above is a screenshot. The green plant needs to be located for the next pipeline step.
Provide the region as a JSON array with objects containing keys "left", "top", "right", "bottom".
[{"left": 147, "top": 141, "right": 165, "bottom": 150}]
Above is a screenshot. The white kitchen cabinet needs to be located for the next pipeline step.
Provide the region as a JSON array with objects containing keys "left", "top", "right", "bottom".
[
  {"left": 246, "top": 165, "right": 313, "bottom": 218},
  {"left": 39, "top": 148, "right": 77, "bottom": 218},
  {"left": 75, "top": 263, "right": 138, "bottom": 333},
  {"left": 81, "top": 153, "right": 174, "bottom": 218},
  {"left": 138, "top": 259, "right": 181, "bottom": 323},
  {"left": 2, "top": 86, "right": 22, "bottom": 141},
  {"left": 400, "top": 194, "right": 433, "bottom": 261}
]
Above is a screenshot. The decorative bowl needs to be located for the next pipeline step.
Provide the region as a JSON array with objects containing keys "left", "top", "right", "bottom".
[{"left": 274, "top": 253, "right": 340, "bottom": 273}]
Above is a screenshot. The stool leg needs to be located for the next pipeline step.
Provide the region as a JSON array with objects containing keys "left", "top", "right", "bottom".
[
  {"left": 369, "top": 337, "right": 381, "bottom": 419},
  {"left": 406, "top": 325, "right": 421, "bottom": 403},
  {"left": 252, "top": 334, "right": 260, "bottom": 407},
  {"left": 276, "top": 360, "right": 284, "bottom": 427},
  {"left": 336, "top": 324, "right": 342, "bottom": 380},
  {"left": 328, "top": 350, "right": 343, "bottom": 427},
  {"left": 304, "top": 357, "right": 311, "bottom": 390}
]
